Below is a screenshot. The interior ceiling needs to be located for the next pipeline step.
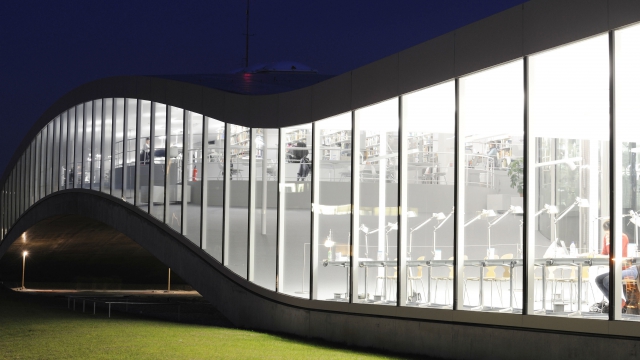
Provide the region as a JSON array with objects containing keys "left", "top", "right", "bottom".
[{"left": 0, "top": 215, "right": 185, "bottom": 287}]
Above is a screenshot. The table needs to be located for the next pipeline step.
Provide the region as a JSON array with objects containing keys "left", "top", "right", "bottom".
[{"left": 534, "top": 257, "right": 608, "bottom": 316}]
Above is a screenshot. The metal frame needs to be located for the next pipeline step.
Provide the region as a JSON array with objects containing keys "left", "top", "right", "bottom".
[
  {"left": 609, "top": 30, "right": 622, "bottom": 321},
  {"left": 453, "top": 78, "right": 464, "bottom": 310},
  {"left": 248, "top": 128, "right": 257, "bottom": 282}
]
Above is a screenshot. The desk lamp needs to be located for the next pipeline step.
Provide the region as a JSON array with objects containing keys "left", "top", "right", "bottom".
[
  {"left": 324, "top": 230, "right": 335, "bottom": 261},
  {"left": 385, "top": 222, "right": 398, "bottom": 260},
  {"left": 433, "top": 208, "right": 454, "bottom": 255},
  {"left": 554, "top": 197, "right": 589, "bottom": 241},
  {"left": 464, "top": 209, "right": 497, "bottom": 227},
  {"left": 359, "top": 224, "right": 379, "bottom": 259},
  {"left": 409, "top": 213, "right": 445, "bottom": 258},
  {"left": 535, "top": 157, "right": 581, "bottom": 170},
  {"left": 486, "top": 205, "right": 523, "bottom": 252}
]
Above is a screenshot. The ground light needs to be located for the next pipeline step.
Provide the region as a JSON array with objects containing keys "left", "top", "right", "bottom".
[{"left": 21, "top": 251, "right": 28, "bottom": 290}]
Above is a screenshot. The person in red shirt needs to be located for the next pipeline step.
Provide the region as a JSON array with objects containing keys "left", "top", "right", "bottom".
[{"left": 594, "top": 220, "right": 635, "bottom": 312}]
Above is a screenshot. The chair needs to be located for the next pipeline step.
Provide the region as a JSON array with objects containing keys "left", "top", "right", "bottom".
[
  {"left": 623, "top": 276, "right": 640, "bottom": 315},
  {"left": 566, "top": 266, "right": 596, "bottom": 311},
  {"left": 496, "top": 253, "right": 516, "bottom": 307},
  {"left": 408, "top": 256, "right": 427, "bottom": 303},
  {"left": 432, "top": 256, "right": 469, "bottom": 305},
  {"left": 375, "top": 258, "right": 397, "bottom": 302},
  {"left": 466, "top": 254, "right": 502, "bottom": 308}
]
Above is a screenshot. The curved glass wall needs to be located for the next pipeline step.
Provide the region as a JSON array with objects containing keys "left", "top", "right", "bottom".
[{"left": 4, "top": 25, "right": 640, "bottom": 331}]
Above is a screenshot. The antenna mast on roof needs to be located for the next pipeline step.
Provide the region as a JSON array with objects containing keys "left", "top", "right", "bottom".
[{"left": 244, "top": 0, "right": 251, "bottom": 68}]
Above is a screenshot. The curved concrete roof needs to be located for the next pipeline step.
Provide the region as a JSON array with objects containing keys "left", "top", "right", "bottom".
[{"left": 3, "top": 0, "right": 639, "bottom": 184}]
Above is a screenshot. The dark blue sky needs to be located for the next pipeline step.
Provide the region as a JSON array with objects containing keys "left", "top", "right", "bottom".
[{"left": 0, "top": 0, "right": 527, "bottom": 176}]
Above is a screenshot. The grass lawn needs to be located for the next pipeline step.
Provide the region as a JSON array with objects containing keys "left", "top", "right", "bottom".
[{"left": 0, "top": 289, "right": 407, "bottom": 359}]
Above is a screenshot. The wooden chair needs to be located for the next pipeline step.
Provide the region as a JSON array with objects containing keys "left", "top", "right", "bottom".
[
  {"left": 466, "top": 254, "right": 502, "bottom": 308},
  {"left": 408, "top": 256, "right": 426, "bottom": 302}
]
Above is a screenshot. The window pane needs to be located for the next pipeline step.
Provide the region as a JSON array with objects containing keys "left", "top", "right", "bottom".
[
  {"left": 530, "top": 34, "right": 609, "bottom": 317},
  {"left": 30, "top": 138, "right": 37, "bottom": 205},
  {"left": 314, "top": 114, "right": 352, "bottom": 301},
  {"left": 136, "top": 100, "right": 151, "bottom": 211},
  {"left": 354, "top": 99, "right": 399, "bottom": 305},
  {"left": 250, "top": 128, "right": 279, "bottom": 290},
  {"left": 52, "top": 116, "right": 60, "bottom": 192},
  {"left": 112, "top": 99, "right": 124, "bottom": 198},
  {"left": 102, "top": 99, "right": 113, "bottom": 194},
  {"left": 460, "top": 60, "right": 524, "bottom": 312},
  {"left": 279, "top": 124, "right": 312, "bottom": 298},
  {"left": 92, "top": 100, "right": 102, "bottom": 191},
  {"left": 83, "top": 101, "right": 93, "bottom": 189},
  {"left": 150, "top": 103, "right": 166, "bottom": 221},
  {"left": 616, "top": 24, "right": 640, "bottom": 321},
  {"left": 46, "top": 121, "right": 54, "bottom": 195},
  {"left": 40, "top": 127, "right": 47, "bottom": 198},
  {"left": 75, "top": 104, "right": 84, "bottom": 189},
  {"left": 226, "top": 123, "right": 250, "bottom": 278},
  {"left": 183, "top": 111, "right": 203, "bottom": 244},
  {"left": 124, "top": 99, "right": 137, "bottom": 204},
  {"left": 60, "top": 112, "right": 68, "bottom": 190},
  {"left": 203, "top": 117, "right": 225, "bottom": 261},
  {"left": 66, "top": 108, "right": 76, "bottom": 190},
  {"left": 165, "top": 106, "right": 183, "bottom": 233},
  {"left": 403, "top": 81, "right": 456, "bottom": 307}
]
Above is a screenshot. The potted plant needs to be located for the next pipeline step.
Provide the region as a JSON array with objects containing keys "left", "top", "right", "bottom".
[{"left": 508, "top": 158, "right": 524, "bottom": 196}]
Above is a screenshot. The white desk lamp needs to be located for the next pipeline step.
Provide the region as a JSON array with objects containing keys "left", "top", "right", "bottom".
[
  {"left": 433, "top": 208, "right": 454, "bottom": 255},
  {"left": 359, "top": 224, "right": 379, "bottom": 259},
  {"left": 409, "top": 213, "right": 445, "bottom": 257},
  {"left": 486, "top": 205, "right": 523, "bottom": 252},
  {"left": 464, "top": 209, "right": 497, "bottom": 227},
  {"left": 535, "top": 157, "right": 581, "bottom": 170},
  {"left": 324, "top": 230, "right": 335, "bottom": 261},
  {"left": 549, "top": 197, "right": 589, "bottom": 256},
  {"left": 385, "top": 222, "right": 398, "bottom": 260}
]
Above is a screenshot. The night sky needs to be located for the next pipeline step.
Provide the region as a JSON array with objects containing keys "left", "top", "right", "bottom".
[{"left": 0, "top": 0, "right": 527, "bottom": 177}]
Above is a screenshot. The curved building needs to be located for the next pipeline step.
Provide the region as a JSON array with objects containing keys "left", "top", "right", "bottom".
[{"left": 2, "top": 1, "right": 640, "bottom": 358}]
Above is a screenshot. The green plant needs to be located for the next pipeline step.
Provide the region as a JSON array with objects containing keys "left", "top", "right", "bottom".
[{"left": 508, "top": 158, "right": 524, "bottom": 195}]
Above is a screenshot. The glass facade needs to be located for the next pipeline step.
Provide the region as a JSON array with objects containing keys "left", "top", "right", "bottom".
[{"left": 4, "top": 25, "right": 640, "bottom": 328}]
